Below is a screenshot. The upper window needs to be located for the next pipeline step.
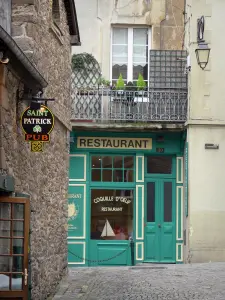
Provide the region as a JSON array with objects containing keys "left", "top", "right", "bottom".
[
  {"left": 91, "top": 155, "right": 134, "bottom": 182},
  {"left": 111, "top": 27, "right": 149, "bottom": 85},
  {"left": 147, "top": 156, "right": 173, "bottom": 174}
]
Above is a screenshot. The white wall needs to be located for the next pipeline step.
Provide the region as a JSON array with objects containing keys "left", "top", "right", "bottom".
[
  {"left": 188, "top": 126, "right": 225, "bottom": 262},
  {"left": 73, "top": 0, "right": 184, "bottom": 80}
]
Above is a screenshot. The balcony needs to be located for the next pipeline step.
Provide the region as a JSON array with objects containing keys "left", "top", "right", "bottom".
[{"left": 71, "top": 88, "right": 187, "bottom": 127}]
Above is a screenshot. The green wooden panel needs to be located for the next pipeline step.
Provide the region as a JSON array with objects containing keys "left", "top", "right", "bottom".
[
  {"left": 136, "top": 242, "right": 143, "bottom": 261},
  {"left": 177, "top": 244, "right": 182, "bottom": 261},
  {"left": 136, "top": 185, "right": 144, "bottom": 240},
  {"left": 68, "top": 184, "right": 86, "bottom": 238},
  {"left": 184, "top": 142, "right": 188, "bottom": 216},
  {"left": 68, "top": 242, "right": 86, "bottom": 265},
  {"left": 88, "top": 241, "right": 130, "bottom": 266},
  {"left": 177, "top": 158, "right": 182, "bottom": 183},
  {"left": 69, "top": 155, "right": 86, "bottom": 181},
  {"left": 177, "top": 186, "right": 182, "bottom": 240},
  {"left": 136, "top": 156, "right": 144, "bottom": 182}
]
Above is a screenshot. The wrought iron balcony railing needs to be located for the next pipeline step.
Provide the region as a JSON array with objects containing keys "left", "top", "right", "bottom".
[{"left": 71, "top": 88, "right": 187, "bottom": 123}]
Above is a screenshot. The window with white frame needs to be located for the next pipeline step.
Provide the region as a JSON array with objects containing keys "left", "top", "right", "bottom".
[{"left": 111, "top": 27, "right": 150, "bottom": 85}]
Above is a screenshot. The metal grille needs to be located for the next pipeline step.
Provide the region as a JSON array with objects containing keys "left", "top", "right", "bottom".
[
  {"left": 149, "top": 50, "right": 187, "bottom": 89},
  {"left": 71, "top": 53, "right": 102, "bottom": 118}
]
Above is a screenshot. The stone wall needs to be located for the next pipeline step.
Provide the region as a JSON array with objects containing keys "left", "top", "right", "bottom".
[
  {"left": 1, "top": 0, "right": 73, "bottom": 298},
  {"left": 12, "top": 0, "right": 72, "bottom": 129}
]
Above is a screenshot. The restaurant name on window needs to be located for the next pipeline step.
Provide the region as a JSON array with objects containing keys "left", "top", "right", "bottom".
[{"left": 77, "top": 137, "right": 152, "bottom": 150}]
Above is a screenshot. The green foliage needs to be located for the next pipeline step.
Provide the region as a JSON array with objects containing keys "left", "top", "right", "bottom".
[
  {"left": 98, "top": 77, "right": 110, "bottom": 86},
  {"left": 71, "top": 53, "right": 98, "bottom": 72},
  {"left": 116, "top": 74, "right": 125, "bottom": 90},
  {"left": 137, "top": 73, "right": 146, "bottom": 91}
]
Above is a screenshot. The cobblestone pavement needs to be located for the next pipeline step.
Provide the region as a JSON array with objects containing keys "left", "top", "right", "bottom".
[{"left": 53, "top": 263, "right": 225, "bottom": 300}]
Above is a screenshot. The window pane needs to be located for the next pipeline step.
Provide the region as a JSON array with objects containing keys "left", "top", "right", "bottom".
[
  {"left": 164, "top": 182, "right": 172, "bottom": 222},
  {"left": 133, "top": 65, "right": 148, "bottom": 81},
  {"left": 133, "top": 46, "right": 148, "bottom": 63},
  {"left": 124, "top": 170, "right": 133, "bottom": 182},
  {"left": 13, "top": 204, "right": 24, "bottom": 219},
  {"left": 102, "top": 170, "right": 112, "bottom": 182},
  {"left": 112, "top": 28, "right": 128, "bottom": 44},
  {"left": 0, "top": 203, "right": 11, "bottom": 219},
  {"left": 13, "top": 221, "right": 24, "bottom": 237},
  {"left": 12, "top": 274, "right": 23, "bottom": 290},
  {"left": 113, "top": 156, "right": 123, "bottom": 168},
  {"left": 147, "top": 156, "right": 172, "bottom": 174},
  {"left": 0, "top": 256, "right": 12, "bottom": 272},
  {"left": 102, "top": 156, "right": 112, "bottom": 168},
  {"left": 0, "top": 273, "right": 10, "bottom": 290},
  {"left": 124, "top": 156, "right": 134, "bottom": 168},
  {"left": 112, "top": 45, "right": 128, "bottom": 63},
  {"left": 147, "top": 182, "right": 155, "bottom": 222},
  {"left": 112, "top": 64, "right": 127, "bottom": 81},
  {"left": 91, "top": 189, "right": 133, "bottom": 240},
  {"left": 133, "top": 28, "right": 148, "bottom": 45},
  {"left": 0, "top": 221, "right": 10, "bottom": 237},
  {"left": 0, "top": 238, "right": 10, "bottom": 254},
  {"left": 113, "top": 170, "right": 123, "bottom": 182},
  {"left": 92, "top": 169, "right": 101, "bottom": 181},
  {"left": 13, "top": 239, "right": 24, "bottom": 254},
  {"left": 92, "top": 156, "right": 101, "bottom": 168}
]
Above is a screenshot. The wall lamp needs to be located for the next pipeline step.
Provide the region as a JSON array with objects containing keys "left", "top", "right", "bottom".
[
  {"left": 196, "top": 16, "right": 210, "bottom": 70},
  {"left": 195, "top": 43, "right": 211, "bottom": 70}
]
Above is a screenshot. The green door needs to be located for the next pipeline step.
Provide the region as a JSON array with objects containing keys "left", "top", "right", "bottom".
[{"left": 144, "top": 179, "right": 175, "bottom": 263}]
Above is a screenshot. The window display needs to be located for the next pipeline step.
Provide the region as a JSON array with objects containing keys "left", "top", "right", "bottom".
[{"left": 90, "top": 189, "right": 133, "bottom": 240}]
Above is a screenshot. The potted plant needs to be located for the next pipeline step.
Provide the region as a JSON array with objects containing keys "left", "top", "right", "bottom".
[
  {"left": 98, "top": 77, "right": 111, "bottom": 88},
  {"left": 136, "top": 73, "right": 146, "bottom": 96},
  {"left": 116, "top": 73, "right": 125, "bottom": 96}
]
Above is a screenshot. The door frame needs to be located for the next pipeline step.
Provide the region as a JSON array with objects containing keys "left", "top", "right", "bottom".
[{"left": 0, "top": 197, "right": 30, "bottom": 299}]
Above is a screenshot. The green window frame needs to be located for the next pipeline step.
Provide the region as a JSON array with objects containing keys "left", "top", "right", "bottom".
[{"left": 91, "top": 155, "right": 135, "bottom": 183}]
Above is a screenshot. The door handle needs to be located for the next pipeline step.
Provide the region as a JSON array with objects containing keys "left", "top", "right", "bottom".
[
  {"left": 24, "top": 268, "right": 28, "bottom": 286},
  {"left": 158, "top": 224, "right": 161, "bottom": 228}
]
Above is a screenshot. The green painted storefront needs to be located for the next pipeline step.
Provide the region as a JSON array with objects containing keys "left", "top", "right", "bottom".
[{"left": 68, "top": 131, "right": 185, "bottom": 266}]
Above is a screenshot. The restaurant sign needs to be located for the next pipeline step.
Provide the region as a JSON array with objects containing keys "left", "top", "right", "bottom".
[
  {"left": 77, "top": 137, "right": 152, "bottom": 150},
  {"left": 21, "top": 105, "right": 54, "bottom": 152}
]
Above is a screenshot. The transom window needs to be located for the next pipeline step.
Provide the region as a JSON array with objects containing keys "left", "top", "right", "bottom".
[
  {"left": 91, "top": 155, "right": 134, "bottom": 182},
  {"left": 111, "top": 27, "right": 150, "bottom": 85}
]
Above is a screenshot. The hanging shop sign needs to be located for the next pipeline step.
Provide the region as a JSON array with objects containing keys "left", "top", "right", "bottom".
[
  {"left": 20, "top": 105, "right": 54, "bottom": 152},
  {"left": 77, "top": 137, "right": 152, "bottom": 150}
]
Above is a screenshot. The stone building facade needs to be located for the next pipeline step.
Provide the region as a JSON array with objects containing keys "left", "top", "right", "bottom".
[
  {"left": 0, "top": 0, "right": 80, "bottom": 299},
  {"left": 184, "top": 0, "right": 225, "bottom": 263},
  {"left": 73, "top": 0, "right": 184, "bottom": 79}
]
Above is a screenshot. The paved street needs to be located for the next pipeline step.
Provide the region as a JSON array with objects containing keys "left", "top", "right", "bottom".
[{"left": 52, "top": 263, "right": 225, "bottom": 300}]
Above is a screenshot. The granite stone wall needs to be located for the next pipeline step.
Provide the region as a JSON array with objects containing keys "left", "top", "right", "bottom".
[{"left": 1, "top": 0, "right": 73, "bottom": 298}]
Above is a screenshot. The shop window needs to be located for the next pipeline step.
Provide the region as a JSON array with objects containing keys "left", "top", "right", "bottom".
[
  {"left": 91, "top": 155, "right": 134, "bottom": 182},
  {"left": 90, "top": 189, "right": 133, "bottom": 240},
  {"left": 147, "top": 156, "right": 172, "bottom": 174}
]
